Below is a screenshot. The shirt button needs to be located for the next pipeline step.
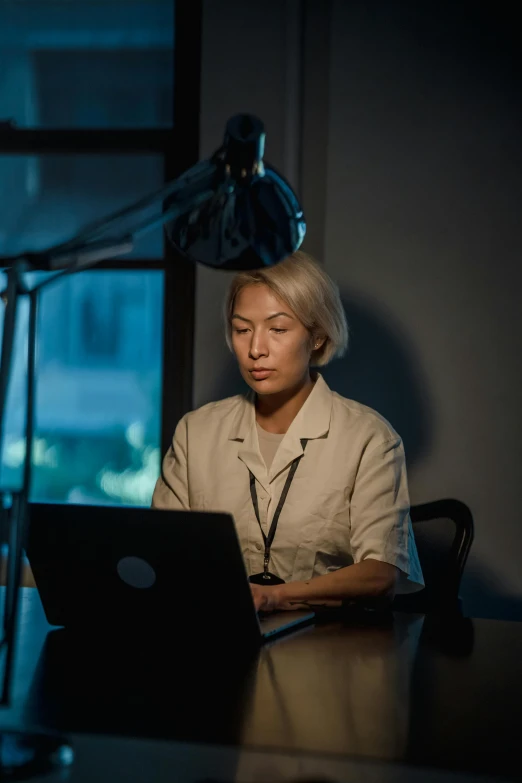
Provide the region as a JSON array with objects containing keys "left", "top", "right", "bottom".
[{"left": 255, "top": 541, "right": 262, "bottom": 551}]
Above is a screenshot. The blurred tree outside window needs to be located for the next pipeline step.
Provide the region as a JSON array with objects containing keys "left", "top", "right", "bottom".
[{"left": 0, "top": 0, "right": 176, "bottom": 506}]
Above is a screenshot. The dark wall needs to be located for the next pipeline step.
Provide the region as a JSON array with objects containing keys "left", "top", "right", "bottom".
[{"left": 325, "top": 0, "right": 522, "bottom": 619}]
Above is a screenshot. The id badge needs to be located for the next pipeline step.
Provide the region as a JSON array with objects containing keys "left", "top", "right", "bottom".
[{"left": 249, "top": 572, "right": 285, "bottom": 586}]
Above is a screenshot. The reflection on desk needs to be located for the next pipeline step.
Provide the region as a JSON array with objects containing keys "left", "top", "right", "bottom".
[
  {"left": 240, "top": 613, "right": 424, "bottom": 758},
  {"left": 32, "top": 735, "right": 500, "bottom": 783},
  {"left": 2, "top": 589, "right": 522, "bottom": 782}
]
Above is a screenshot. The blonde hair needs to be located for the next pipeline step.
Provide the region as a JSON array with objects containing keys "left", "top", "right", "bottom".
[{"left": 224, "top": 251, "right": 348, "bottom": 366}]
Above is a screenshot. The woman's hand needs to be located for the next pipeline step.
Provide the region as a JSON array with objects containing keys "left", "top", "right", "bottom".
[
  {"left": 249, "top": 583, "right": 314, "bottom": 613},
  {"left": 250, "top": 583, "right": 283, "bottom": 613},
  {"left": 255, "top": 561, "right": 397, "bottom": 610},
  {"left": 250, "top": 560, "right": 398, "bottom": 613}
]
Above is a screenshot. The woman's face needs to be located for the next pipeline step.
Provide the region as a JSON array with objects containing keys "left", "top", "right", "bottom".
[{"left": 231, "top": 284, "right": 315, "bottom": 396}]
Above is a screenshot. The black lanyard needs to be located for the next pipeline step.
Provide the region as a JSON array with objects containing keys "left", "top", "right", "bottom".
[{"left": 249, "top": 438, "right": 308, "bottom": 582}]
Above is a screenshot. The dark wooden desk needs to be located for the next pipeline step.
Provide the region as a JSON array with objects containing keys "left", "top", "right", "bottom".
[{"left": 1, "top": 589, "right": 520, "bottom": 782}]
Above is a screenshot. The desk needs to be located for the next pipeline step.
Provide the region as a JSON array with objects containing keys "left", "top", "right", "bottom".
[{"left": 1, "top": 589, "right": 520, "bottom": 782}]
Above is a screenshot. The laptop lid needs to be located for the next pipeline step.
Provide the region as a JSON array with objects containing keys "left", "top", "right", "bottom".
[
  {"left": 26, "top": 504, "right": 314, "bottom": 647},
  {"left": 27, "top": 503, "right": 264, "bottom": 646}
]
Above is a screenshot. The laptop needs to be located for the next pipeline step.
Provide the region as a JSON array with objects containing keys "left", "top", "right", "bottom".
[{"left": 26, "top": 503, "right": 315, "bottom": 648}]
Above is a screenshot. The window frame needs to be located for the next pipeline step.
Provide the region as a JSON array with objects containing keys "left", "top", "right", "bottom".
[{"left": 0, "top": 0, "right": 202, "bottom": 466}]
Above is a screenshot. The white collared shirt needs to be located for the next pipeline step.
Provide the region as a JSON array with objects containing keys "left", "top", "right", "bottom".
[{"left": 152, "top": 374, "right": 424, "bottom": 593}]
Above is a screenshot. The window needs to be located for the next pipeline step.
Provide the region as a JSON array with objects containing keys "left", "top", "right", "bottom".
[
  {"left": 0, "top": 0, "right": 200, "bottom": 506},
  {"left": 0, "top": 271, "right": 163, "bottom": 506},
  {"left": 0, "top": 153, "right": 164, "bottom": 259},
  {"left": 0, "top": 0, "right": 174, "bottom": 129},
  {"left": 0, "top": 153, "right": 164, "bottom": 258},
  {"left": 35, "top": 51, "right": 174, "bottom": 129}
]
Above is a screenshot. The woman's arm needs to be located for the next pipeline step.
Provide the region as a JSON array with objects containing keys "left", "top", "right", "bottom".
[
  {"left": 252, "top": 434, "right": 413, "bottom": 613},
  {"left": 251, "top": 559, "right": 398, "bottom": 612},
  {"left": 151, "top": 415, "right": 190, "bottom": 509}
]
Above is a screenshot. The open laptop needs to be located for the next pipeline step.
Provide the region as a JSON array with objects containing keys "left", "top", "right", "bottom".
[{"left": 26, "top": 503, "right": 314, "bottom": 648}]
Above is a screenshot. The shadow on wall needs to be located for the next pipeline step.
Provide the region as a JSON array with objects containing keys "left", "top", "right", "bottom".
[
  {"left": 462, "top": 561, "right": 522, "bottom": 622},
  {"left": 321, "top": 292, "right": 434, "bottom": 468}
]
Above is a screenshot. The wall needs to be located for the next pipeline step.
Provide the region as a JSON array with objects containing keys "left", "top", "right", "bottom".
[
  {"left": 196, "top": 0, "right": 295, "bottom": 408},
  {"left": 323, "top": 0, "right": 522, "bottom": 619},
  {"left": 198, "top": 0, "right": 522, "bottom": 619}
]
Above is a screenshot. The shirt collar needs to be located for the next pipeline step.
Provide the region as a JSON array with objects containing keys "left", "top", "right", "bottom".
[
  {"left": 228, "top": 372, "right": 333, "bottom": 442},
  {"left": 229, "top": 373, "right": 333, "bottom": 486}
]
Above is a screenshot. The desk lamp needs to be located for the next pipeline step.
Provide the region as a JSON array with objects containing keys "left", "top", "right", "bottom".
[{"left": 0, "top": 113, "right": 305, "bottom": 778}]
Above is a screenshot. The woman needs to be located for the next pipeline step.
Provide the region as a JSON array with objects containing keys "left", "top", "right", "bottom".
[{"left": 152, "top": 251, "right": 424, "bottom": 612}]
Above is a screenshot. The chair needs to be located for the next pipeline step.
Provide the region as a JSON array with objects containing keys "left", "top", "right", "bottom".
[{"left": 393, "top": 498, "right": 474, "bottom": 614}]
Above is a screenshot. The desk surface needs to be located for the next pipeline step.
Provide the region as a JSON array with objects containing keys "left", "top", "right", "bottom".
[{"left": 2, "top": 589, "right": 521, "bottom": 782}]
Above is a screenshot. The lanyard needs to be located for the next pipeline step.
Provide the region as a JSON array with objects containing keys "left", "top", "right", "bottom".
[{"left": 249, "top": 438, "right": 308, "bottom": 580}]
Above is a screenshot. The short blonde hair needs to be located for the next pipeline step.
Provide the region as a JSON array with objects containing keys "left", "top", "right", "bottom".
[{"left": 224, "top": 251, "right": 348, "bottom": 366}]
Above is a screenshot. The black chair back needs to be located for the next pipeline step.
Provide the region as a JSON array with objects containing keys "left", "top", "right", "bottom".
[{"left": 394, "top": 498, "right": 474, "bottom": 613}]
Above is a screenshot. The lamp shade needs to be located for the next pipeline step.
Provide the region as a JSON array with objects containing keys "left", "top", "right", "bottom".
[{"left": 165, "top": 114, "right": 306, "bottom": 270}]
